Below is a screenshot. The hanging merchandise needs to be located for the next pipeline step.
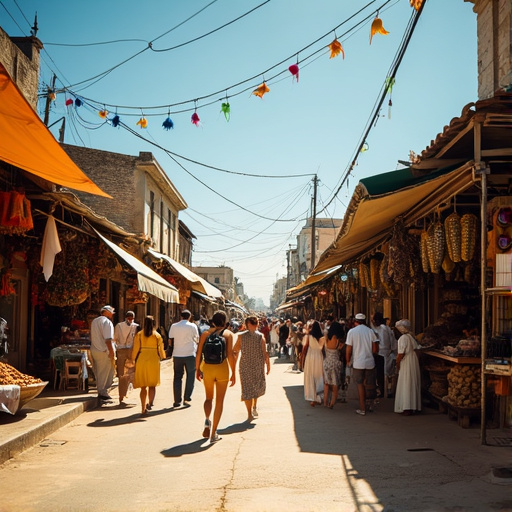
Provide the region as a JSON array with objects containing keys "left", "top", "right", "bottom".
[
  {"left": 460, "top": 213, "right": 478, "bottom": 262},
  {"left": 444, "top": 212, "right": 462, "bottom": 263},
  {"left": 252, "top": 81, "right": 270, "bottom": 98},
  {"left": 136, "top": 116, "right": 147, "bottom": 128},
  {"left": 0, "top": 191, "right": 34, "bottom": 235},
  {"left": 39, "top": 215, "right": 61, "bottom": 282},
  {"left": 370, "top": 15, "right": 389, "bottom": 44},
  {"left": 328, "top": 38, "right": 344, "bottom": 59},
  {"left": 221, "top": 101, "right": 230, "bottom": 122},
  {"left": 289, "top": 63, "right": 299, "bottom": 82}
]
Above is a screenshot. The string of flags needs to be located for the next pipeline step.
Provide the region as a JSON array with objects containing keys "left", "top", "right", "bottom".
[{"left": 49, "top": 3, "right": 424, "bottom": 134}]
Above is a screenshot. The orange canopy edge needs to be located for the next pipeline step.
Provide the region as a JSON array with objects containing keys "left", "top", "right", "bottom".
[{"left": 0, "top": 63, "right": 111, "bottom": 198}]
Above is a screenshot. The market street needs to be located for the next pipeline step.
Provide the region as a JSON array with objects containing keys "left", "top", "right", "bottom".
[{"left": 0, "top": 357, "right": 511, "bottom": 512}]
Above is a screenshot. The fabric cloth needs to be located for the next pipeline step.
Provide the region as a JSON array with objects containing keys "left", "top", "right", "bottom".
[
  {"left": 132, "top": 331, "right": 165, "bottom": 389},
  {"left": 169, "top": 319, "right": 199, "bottom": 357},
  {"left": 237, "top": 330, "right": 266, "bottom": 401},
  {"left": 173, "top": 355, "right": 196, "bottom": 403},
  {"left": 323, "top": 347, "right": 342, "bottom": 386},
  {"left": 303, "top": 335, "right": 324, "bottom": 403},
  {"left": 394, "top": 333, "right": 422, "bottom": 413},
  {"left": 114, "top": 320, "right": 138, "bottom": 350},
  {"left": 40, "top": 215, "right": 61, "bottom": 282},
  {"left": 346, "top": 323, "right": 378, "bottom": 369}
]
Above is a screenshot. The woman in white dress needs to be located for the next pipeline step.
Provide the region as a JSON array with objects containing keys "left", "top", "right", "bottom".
[
  {"left": 394, "top": 319, "right": 422, "bottom": 415},
  {"left": 301, "top": 320, "right": 325, "bottom": 407}
]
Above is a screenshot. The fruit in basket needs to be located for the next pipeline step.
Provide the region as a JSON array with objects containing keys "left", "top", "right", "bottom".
[{"left": 0, "top": 362, "right": 43, "bottom": 386}]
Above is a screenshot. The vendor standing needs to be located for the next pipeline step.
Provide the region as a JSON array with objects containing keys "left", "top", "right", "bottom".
[
  {"left": 114, "top": 311, "right": 138, "bottom": 405},
  {"left": 90, "top": 305, "right": 116, "bottom": 404}
]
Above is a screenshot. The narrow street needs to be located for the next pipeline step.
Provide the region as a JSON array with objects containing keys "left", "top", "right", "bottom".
[{"left": 0, "top": 358, "right": 510, "bottom": 512}]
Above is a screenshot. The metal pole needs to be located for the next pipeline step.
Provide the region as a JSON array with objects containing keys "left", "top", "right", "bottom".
[{"left": 310, "top": 175, "right": 317, "bottom": 272}]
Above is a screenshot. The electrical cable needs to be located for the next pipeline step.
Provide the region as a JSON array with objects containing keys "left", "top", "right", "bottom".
[{"left": 318, "top": 1, "right": 426, "bottom": 215}]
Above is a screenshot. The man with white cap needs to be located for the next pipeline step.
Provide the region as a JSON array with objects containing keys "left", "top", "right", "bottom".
[
  {"left": 345, "top": 313, "right": 379, "bottom": 416},
  {"left": 114, "top": 311, "right": 139, "bottom": 405},
  {"left": 90, "top": 305, "right": 116, "bottom": 404}
]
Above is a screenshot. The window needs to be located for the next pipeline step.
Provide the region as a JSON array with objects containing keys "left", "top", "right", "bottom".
[
  {"left": 149, "top": 191, "right": 155, "bottom": 239},
  {"left": 160, "top": 200, "right": 164, "bottom": 253},
  {"left": 214, "top": 277, "right": 220, "bottom": 284}
]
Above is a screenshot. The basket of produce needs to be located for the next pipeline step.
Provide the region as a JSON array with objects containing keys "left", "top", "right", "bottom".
[{"left": 0, "top": 362, "right": 47, "bottom": 413}]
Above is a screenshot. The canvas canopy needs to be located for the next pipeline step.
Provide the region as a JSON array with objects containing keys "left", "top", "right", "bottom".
[{"left": 0, "top": 63, "right": 109, "bottom": 197}]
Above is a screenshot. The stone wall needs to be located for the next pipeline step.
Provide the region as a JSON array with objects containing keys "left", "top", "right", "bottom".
[{"left": 0, "top": 26, "right": 42, "bottom": 108}]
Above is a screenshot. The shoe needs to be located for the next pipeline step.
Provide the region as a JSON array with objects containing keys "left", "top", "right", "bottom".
[
  {"left": 98, "top": 394, "right": 112, "bottom": 401},
  {"left": 252, "top": 408, "right": 258, "bottom": 418},
  {"left": 146, "top": 403, "right": 152, "bottom": 411},
  {"left": 210, "top": 433, "right": 222, "bottom": 444},
  {"left": 118, "top": 401, "right": 128, "bottom": 408},
  {"left": 184, "top": 397, "right": 192, "bottom": 402},
  {"left": 356, "top": 409, "right": 366, "bottom": 416},
  {"left": 173, "top": 402, "right": 181, "bottom": 408},
  {"left": 202, "top": 419, "right": 211, "bottom": 438}
]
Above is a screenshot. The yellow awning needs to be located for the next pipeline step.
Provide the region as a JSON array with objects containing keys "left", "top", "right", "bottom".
[
  {"left": 148, "top": 248, "right": 223, "bottom": 298},
  {"left": 286, "top": 265, "right": 342, "bottom": 296},
  {"left": 96, "top": 231, "right": 179, "bottom": 303},
  {"left": 314, "top": 165, "right": 475, "bottom": 273},
  {"left": 0, "top": 63, "right": 110, "bottom": 197}
]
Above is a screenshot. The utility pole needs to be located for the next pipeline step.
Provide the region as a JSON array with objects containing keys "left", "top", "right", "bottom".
[
  {"left": 43, "top": 74, "right": 56, "bottom": 127},
  {"left": 310, "top": 174, "right": 318, "bottom": 272}
]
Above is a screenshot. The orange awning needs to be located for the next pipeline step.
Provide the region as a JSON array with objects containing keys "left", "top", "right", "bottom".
[{"left": 0, "top": 63, "right": 110, "bottom": 197}]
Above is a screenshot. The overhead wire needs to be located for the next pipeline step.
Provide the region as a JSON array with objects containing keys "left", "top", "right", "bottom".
[{"left": 318, "top": 1, "right": 427, "bottom": 215}]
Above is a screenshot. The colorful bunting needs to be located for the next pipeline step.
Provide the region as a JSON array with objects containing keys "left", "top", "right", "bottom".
[
  {"left": 191, "top": 112, "right": 200, "bottom": 126},
  {"left": 288, "top": 64, "right": 299, "bottom": 82},
  {"left": 221, "top": 102, "right": 230, "bottom": 121},
  {"left": 136, "top": 117, "right": 147, "bottom": 128},
  {"left": 162, "top": 116, "right": 174, "bottom": 130},
  {"left": 370, "top": 16, "right": 389, "bottom": 44},
  {"left": 99, "top": 110, "right": 108, "bottom": 119},
  {"left": 328, "top": 38, "right": 344, "bottom": 59},
  {"left": 74, "top": 98, "right": 82, "bottom": 107},
  {"left": 65, "top": 98, "right": 73, "bottom": 107},
  {"left": 111, "top": 114, "right": 120, "bottom": 127},
  {"left": 252, "top": 82, "right": 270, "bottom": 98}
]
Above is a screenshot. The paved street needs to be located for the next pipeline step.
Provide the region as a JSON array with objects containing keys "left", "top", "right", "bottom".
[{"left": 0, "top": 357, "right": 511, "bottom": 512}]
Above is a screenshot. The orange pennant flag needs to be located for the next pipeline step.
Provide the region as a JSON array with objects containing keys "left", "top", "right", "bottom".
[
  {"left": 370, "top": 16, "right": 389, "bottom": 44},
  {"left": 252, "top": 82, "right": 270, "bottom": 99}
]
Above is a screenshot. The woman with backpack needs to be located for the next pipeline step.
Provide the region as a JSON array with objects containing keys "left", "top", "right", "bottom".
[{"left": 195, "top": 310, "right": 236, "bottom": 444}]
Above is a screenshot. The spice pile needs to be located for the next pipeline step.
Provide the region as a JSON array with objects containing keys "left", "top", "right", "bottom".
[
  {"left": 446, "top": 365, "right": 481, "bottom": 408},
  {"left": 0, "top": 362, "right": 42, "bottom": 386}
]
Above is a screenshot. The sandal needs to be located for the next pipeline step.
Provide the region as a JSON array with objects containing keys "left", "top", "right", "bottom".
[{"left": 202, "top": 419, "right": 211, "bottom": 438}]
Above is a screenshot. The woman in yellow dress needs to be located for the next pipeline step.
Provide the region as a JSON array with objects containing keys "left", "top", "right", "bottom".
[{"left": 131, "top": 315, "right": 166, "bottom": 415}]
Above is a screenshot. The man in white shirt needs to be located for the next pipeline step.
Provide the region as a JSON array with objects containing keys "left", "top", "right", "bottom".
[
  {"left": 169, "top": 310, "right": 199, "bottom": 408},
  {"left": 345, "top": 313, "right": 379, "bottom": 416},
  {"left": 90, "top": 305, "right": 116, "bottom": 404},
  {"left": 114, "top": 311, "right": 139, "bottom": 405}
]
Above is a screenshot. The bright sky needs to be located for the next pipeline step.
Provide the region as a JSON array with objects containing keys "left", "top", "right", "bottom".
[{"left": 1, "top": 0, "right": 477, "bottom": 306}]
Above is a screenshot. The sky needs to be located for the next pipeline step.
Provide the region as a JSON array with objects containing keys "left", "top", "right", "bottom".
[{"left": 0, "top": 0, "right": 478, "bottom": 305}]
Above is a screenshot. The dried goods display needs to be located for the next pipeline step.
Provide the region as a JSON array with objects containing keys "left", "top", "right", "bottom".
[
  {"left": 0, "top": 362, "right": 42, "bottom": 386},
  {"left": 420, "top": 230, "right": 429, "bottom": 273},
  {"left": 369, "top": 258, "right": 380, "bottom": 290},
  {"left": 444, "top": 212, "right": 462, "bottom": 263},
  {"left": 445, "top": 365, "right": 481, "bottom": 408},
  {"left": 460, "top": 213, "right": 478, "bottom": 262},
  {"left": 388, "top": 220, "right": 415, "bottom": 284},
  {"left": 359, "top": 261, "right": 369, "bottom": 288},
  {"left": 426, "top": 221, "right": 445, "bottom": 274}
]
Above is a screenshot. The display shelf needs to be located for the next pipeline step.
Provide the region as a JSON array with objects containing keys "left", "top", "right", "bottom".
[{"left": 423, "top": 350, "right": 481, "bottom": 365}]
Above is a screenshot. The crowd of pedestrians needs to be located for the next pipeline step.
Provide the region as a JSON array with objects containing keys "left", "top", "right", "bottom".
[{"left": 89, "top": 304, "right": 421, "bottom": 448}]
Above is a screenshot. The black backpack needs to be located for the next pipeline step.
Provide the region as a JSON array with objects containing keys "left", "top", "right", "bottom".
[{"left": 202, "top": 329, "right": 227, "bottom": 364}]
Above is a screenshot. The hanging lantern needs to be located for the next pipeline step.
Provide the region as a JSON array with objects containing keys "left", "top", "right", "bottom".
[
  {"left": 74, "top": 98, "right": 82, "bottom": 107},
  {"left": 288, "top": 64, "right": 299, "bottom": 82},
  {"left": 136, "top": 117, "right": 147, "bottom": 128},
  {"left": 191, "top": 112, "right": 200, "bottom": 126},
  {"left": 221, "top": 102, "right": 230, "bottom": 122},
  {"left": 99, "top": 109, "right": 108, "bottom": 119},
  {"left": 111, "top": 114, "right": 120, "bottom": 127},
  {"left": 162, "top": 116, "right": 174, "bottom": 130},
  {"left": 252, "top": 82, "right": 269, "bottom": 98},
  {"left": 48, "top": 91, "right": 56, "bottom": 101},
  {"left": 410, "top": 0, "right": 424, "bottom": 10},
  {"left": 370, "top": 16, "right": 389, "bottom": 44},
  {"left": 65, "top": 98, "right": 73, "bottom": 107},
  {"left": 328, "top": 38, "right": 344, "bottom": 59}
]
